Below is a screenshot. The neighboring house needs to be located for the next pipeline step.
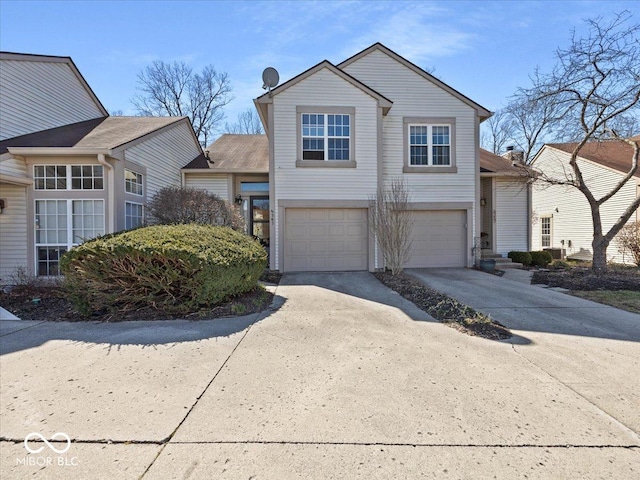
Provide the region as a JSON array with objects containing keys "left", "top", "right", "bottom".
[
  {"left": 182, "top": 134, "right": 269, "bottom": 245},
  {"left": 479, "top": 148, "right": 529, "bottom": 257},
  {"left": 248, "top": 43, "right": 492, "bottom": 272},
  {"left": 531, "top": 139, "right": 640, "bottom": 264},
  {"left": 0, "top": 52, "right": 202, "bottom": 279}
]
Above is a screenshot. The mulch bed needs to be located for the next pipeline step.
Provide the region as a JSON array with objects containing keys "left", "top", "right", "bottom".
[
  {"left": 373, "top": 271, "right": 512, "bottom": 340},
  {"left": 0, "top": 284, "right": 274, "bottom": 322},
  {"left": 532, "top": 267, "right": 640, "bottom": 291}
]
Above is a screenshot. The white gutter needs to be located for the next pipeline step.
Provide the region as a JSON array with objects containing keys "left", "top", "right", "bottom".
[
  {"left": 181, "top": 168, "right": 268, "bottom": 174},
  {"left": 97, "top": 154, "right": 116, "bottom": 233},
  {"left": 7, "top": 147, "right": 113, "bottom": 156}
]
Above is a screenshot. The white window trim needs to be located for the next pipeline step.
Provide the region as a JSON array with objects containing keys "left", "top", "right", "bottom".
[
  {"left": 34, "top": 198, "right": 105, "bottom": 276},
  {"left": 296, "top": 106, "right": 356, "bottom": 168},
  {"left": 33, "top": 164, "right": 105, "bottom": 191},
  {"left": 403, "top": 117, "right": 457, "bottom": 173},
  {"left": 124, "top": 169, "right": 144, "bottom": 196}
]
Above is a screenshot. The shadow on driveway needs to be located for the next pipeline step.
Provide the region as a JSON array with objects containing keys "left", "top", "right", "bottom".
[
  {"left": 408, "top": 268, "right": 640, "bottom": 343},
  {"left": 0, "top": 295, "right": 285, "bottom": 356}
]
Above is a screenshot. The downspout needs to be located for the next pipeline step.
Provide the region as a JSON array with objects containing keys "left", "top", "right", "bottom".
[{"left": 97, "top": 154, "right": 115, "bottom": 233}]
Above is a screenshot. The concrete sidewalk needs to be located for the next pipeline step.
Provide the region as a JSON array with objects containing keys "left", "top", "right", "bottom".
[{"left": 1, "top": 272, "right": 639, "bottom": 479}]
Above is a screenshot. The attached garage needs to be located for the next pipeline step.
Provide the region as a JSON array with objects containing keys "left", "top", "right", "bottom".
[
  {"left": 284, "top": 208, "right": 368, "bottom": 272},
  {"left": 406, "top": 210, "right": 467, "bottom": 268}
]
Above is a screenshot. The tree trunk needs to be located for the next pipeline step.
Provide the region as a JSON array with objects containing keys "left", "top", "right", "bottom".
[
  {"left": 588, "top": 199, "right": 609, "bottom": 272},
  {"left": 591, "top": 235, "right": 609, "bottom": 272}
]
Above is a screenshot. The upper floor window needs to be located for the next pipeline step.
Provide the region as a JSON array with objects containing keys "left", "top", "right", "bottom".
[
  {"left": 34, "top": 165, "right": 103, "bottom": 190},
  {"left": 125, "top": 169, "right": 143, "bottom": 196},
  {"left": 302, "top": 113, "right": 350, "bottom": 161},
  {"left": 403, "top": 117, "right": 456, "bottom": 173},
  {"left": 409, "top": 124, "right": 451, "bottom": 166}
]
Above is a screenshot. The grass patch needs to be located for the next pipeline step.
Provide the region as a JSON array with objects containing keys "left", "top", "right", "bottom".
[{"left": 570, "top": 290, "right": 640, "bottom": 314}]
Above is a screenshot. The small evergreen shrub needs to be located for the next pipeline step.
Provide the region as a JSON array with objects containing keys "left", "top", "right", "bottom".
[
  {"left": 60, "top": 224, "right": 267, "bottom": 316},
  {"left": 530, "top": 250, "right": 553, "bottom": 267},
  {"left": 507, "top": 251, "right": 532, "bottom": 266}
]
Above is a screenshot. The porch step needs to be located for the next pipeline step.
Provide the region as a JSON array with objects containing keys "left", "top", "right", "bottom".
[{"left": 480, "top": 253, "right": 524, "bottom": 270}]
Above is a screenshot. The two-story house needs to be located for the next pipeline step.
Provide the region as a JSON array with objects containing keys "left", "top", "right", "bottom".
[
  {"left": 253, "top": 43, "right": 491, "bottom": 272},
  {"left": 0, "top": 52, "right": 203, "bottom": 279}
]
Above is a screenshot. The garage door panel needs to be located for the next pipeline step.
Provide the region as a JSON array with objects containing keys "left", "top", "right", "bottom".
[
  {"left": 407, "top": 210, "right": 466, "bottom": 268},
  {"left": 284, "top": 208, "right": 368, "bottom": 272}
]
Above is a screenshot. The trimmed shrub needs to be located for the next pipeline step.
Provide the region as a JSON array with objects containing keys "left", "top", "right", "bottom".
[
  {"left": 615, "top": 221, "right": 640, "bottom": 266},
  {"left": 60, "top": 224, "right": 267, "bottom": 316},
  {"left": 530, "top": 250, "right": 553, "bottom": 267},
  {"left": 146, "top": 186, "right": 244, "bottom": 231},
  {"left": 507, "top": 251, "right": 532, "bottom": 266}
]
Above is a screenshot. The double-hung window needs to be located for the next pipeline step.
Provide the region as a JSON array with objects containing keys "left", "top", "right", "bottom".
[
  {"left": 125, "top": 169, "right": 143, "bottom": 195},
  {"left": 301, "top": 113, "right": 351, "bottom": 161},
  {"left": 125, "top": 202, "right": 144, "bottom": 230},
  {"left": 403, "top": 118, "right": 456, "bottom": 173},
  {"left": 408, "top": 124, "right": 451, "bottom": 166}
]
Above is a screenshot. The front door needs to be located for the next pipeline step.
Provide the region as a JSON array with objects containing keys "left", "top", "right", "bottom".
[{"left": 250, "top": 196, "right": 269, "bottom": 247}]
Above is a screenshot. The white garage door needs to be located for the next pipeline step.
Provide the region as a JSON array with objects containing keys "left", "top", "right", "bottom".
[
  {"left": 406, "top": 210, "right": 466, "bottom": 268},
  {"left": 284, "top": 208, "right": 368, "bottom": 272}
]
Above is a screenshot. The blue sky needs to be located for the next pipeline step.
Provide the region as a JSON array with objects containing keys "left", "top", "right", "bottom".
[{"left": 1, "top": 0, "right": 637, "bottom": 135}]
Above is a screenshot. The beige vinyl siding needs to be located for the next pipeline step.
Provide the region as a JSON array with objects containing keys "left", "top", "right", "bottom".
[
  {"left": 184, "top": 173, "right": 229, "bottom": 201},
  {"left": 0, "top": 156, "right": 28, "bottom": 178},
  {"left": 272, "top": 68, "right": 379, "bottom": 270},
  {"left": 0, "top": 185, "right": 28, "bottom": 280},
  {"left": 342, "top": 50, "right": 478, "bottom": 257},
  {"left": 343, "top": 50, "right": 477, "bottom": 200},
  {"left": 0, "top": 60, "right": 104, "bottom": 140},
  {"left": 531, "top": 147, "right": 638, "bottom": 264},
  {"left": 125, "top": 121, "right": 201, "bottom": 199},
  {"left": 495, "top": 179, "right": 528, "bottom": 255}
]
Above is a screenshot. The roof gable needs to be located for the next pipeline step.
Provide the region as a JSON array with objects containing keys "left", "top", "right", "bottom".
[
  {"left": 0, "top": 51, "right": 108, "bottom": 118},
  {"left": 544, "top": 140, "right": 640, "bottom": 179},
  {"left": 254, "top": 60, "right": 393, "bottom": 127},
  {"left": 338, "top": 43, "right": 491, "bottom": 121}
]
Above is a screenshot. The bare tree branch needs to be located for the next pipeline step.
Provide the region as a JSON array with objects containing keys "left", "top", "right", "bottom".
[
  {"left": 132, "top": 60, "right": 233, "bottom": 146},
  {"left": 225, "top": 108, "right": 264, "bottom": 134},
  {"left": 520, "top": 11, "right": 640, "bottom": 271}
]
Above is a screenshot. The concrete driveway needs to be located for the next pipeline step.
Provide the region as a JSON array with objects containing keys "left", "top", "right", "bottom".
[{"left": 1, "top": 272, "right": 639, "bottom": 479}]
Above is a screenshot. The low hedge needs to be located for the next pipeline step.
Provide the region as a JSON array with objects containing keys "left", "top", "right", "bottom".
[
  {"left": 530, "top": 250, "right": 553, "bottom": 267},
  {"left": 60, "top": 224, "right": 267, "bottom": 316},
  {"left": 508, "top": 251, "right": 532, "bottom": 266}
]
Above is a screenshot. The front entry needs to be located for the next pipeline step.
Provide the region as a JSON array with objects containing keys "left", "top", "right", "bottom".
[{"left": 250, "top": 196, "right": 270, "bottom": 248}]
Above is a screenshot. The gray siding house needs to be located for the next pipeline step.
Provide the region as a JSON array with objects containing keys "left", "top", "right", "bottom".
[{"left": 0, "top": 52, "right": 202, "bottom": 278}]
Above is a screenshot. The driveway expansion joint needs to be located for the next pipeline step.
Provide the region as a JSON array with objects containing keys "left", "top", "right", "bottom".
[
  {"left": 167, "top": 440, "right": 640, "bottom": 449},
  {"left": 138, "top": 319, "right": 258, "bottom": 478}
]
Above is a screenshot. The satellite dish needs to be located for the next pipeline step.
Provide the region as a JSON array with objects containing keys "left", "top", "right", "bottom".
[{"left": 262, "top": 67, "right": 279, "bottom": 93}]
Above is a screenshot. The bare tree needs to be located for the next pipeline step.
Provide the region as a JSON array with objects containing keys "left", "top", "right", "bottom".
[
  {"left": 520, "top": 12, "right": 640, "bottom": 271},
  {"left": 480, "top": 109, "right": 517, "bottom": 155},
  {"left": 132, "top": 61, "right": 232, "bottom": 146},
  {"left": 225, "top": 108, "right": 264, "bottom": 134},
  {"left": 370, "top": 179, "right": 413, "bottom": 275}
]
